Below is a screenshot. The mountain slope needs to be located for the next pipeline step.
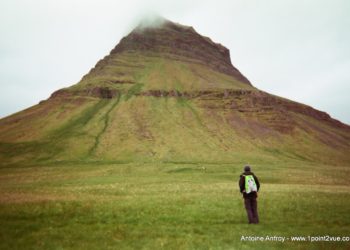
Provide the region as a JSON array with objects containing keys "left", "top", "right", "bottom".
[{"left": 0, "top": 18, "right": 349, "bottom": 166}]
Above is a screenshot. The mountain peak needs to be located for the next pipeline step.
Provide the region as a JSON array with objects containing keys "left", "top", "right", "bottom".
[{"left": 109, "top": 18, "right": 251, "bottom": 84}]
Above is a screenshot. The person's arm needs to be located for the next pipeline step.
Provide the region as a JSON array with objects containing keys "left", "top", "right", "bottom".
[
  {"left": 239, "top": 175, "right": 245, "bottom": 193},
  {"left": 254, "top": 174, "right": 260, "bottom": 191}
]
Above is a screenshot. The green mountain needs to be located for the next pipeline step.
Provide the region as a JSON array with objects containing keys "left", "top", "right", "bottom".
[{"left": 1, "top": 18, "right": 349, "bottom": 165}]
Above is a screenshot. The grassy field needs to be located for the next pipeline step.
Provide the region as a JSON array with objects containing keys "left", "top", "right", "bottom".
[{"left": 0, "top": 161, "right": 349, "bottom": 250}]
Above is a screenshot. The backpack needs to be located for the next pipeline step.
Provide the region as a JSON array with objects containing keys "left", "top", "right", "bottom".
[{"left": 244, "top": 175, "right": 257, "bottom": 194}]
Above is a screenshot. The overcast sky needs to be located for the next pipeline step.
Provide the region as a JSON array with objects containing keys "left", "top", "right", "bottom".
[{"left": 1, "top": 0, "right": 349, "bottom": 124}]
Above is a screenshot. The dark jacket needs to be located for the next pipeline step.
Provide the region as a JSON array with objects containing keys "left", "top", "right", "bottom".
[{"left": 239, "top": 171, "right": 260, "bottom": 198}]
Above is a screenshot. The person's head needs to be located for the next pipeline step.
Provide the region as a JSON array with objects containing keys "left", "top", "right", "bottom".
[{"left": 244, "top": 165, "right": 251, "bottom": 172}]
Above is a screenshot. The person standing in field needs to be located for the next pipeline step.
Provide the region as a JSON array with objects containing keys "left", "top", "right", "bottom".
[{"left": 239, "top": 165, "right": 260, "bottom": 224}]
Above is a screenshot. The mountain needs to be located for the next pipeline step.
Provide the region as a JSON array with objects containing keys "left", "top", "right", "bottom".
[{"left": 0, "top": 18, "right": 349, "bottom": 165}]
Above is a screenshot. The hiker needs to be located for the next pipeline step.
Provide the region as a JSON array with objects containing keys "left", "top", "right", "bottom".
[{"left": 239, "top": 165, "right": 260, "bottom": 224}]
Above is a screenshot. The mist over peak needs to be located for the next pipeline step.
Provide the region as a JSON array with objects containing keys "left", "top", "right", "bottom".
[{"left": 135, "top": 14, "right": 167, "bottom": 30}]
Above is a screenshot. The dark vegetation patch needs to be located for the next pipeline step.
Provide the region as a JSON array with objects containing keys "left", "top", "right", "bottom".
[
  {"left": 0, "top": 100, "right": 111, "bottom": 164},
  {"left": 167, "top": 167, "right": 198, "bottom": 173},
  {"left": 88, "top": 94, "right": 121, "bottom": 156},
  {"left": 125, "top": 83, "right": 144, "bottom": 100}
]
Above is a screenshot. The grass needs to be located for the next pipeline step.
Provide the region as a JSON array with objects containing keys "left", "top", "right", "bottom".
[{"left": 0, "top": 161, "right": 349, "bottom": 250}]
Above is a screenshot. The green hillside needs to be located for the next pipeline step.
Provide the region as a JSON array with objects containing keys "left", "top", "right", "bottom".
[{"left": 0, "top": 20, "right": 349, "bottom": 166}]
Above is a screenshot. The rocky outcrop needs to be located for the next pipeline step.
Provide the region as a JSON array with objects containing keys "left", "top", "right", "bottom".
[
  {"left": 50, "top": 87, "right": 119, "bottom": 99},
  {"left": 49, "top": 87, "right": 349, "bottom": 131}
]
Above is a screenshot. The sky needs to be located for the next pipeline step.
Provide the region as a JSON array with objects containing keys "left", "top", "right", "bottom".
[{"left": 1, "top": 0, "right": 349, "bottom": 124}]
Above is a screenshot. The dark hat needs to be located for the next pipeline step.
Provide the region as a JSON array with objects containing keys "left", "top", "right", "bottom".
[{"left": 244, "top": 165, "right": 251, "bottom": 172}]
